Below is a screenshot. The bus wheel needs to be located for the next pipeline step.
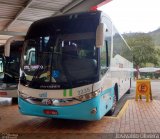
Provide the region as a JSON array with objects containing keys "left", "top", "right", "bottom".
[
  {"left": 107, "top": 87, "right": 117, "bottom": 116},
  {"left": 12, "top": 98, "right": 18, "bottom": 104},
  {"left": 126, "top": 78, "right": 131, "bottom": 94},
  {"left": 126, "top": 88, "right": 131, "bottom": 94}
]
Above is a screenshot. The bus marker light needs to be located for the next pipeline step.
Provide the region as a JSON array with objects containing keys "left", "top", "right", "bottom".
[
  {"left": 78, "top": 95, "right": 83, "bottom": 100},
  {"left": 91, "top": 92, "right": 97, "bottom": 97},
  {"left": 91, "top": 108, "right": 97, "bottom": 114},
  {"left": 43, "top": 110, "right": 58, "bottom": 115},
  {"left": 85, "top": 94, "right": 90, "bottom": 99}
]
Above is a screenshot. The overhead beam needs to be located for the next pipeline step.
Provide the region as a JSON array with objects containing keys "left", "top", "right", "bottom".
[
  {"left": 4, "top": 0, "right": 34, "bottom": 31},
  {"left": 0, "top": 31, "right": 26, "bottom": 36}
]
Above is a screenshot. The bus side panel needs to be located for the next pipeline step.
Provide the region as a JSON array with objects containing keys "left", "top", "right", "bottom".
[
  {"left": 18, "top": 87, "right": 115, "bottom": 121},
  {"left": 98, "top": 86, "right": 115, "bottom": 117},
  {"left": 93, "top": 75, "right": 115, "bottom": 117},
  {"left": 19, "top": 95, "right": 103, "bottom": 121},
  {"left": 111, "top": 55, "right": 132, "bottom": 99}
]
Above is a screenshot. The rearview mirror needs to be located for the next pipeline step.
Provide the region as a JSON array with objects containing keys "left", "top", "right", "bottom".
[{"left": 96, "top": 23, "right": 107, "bottom": 48}]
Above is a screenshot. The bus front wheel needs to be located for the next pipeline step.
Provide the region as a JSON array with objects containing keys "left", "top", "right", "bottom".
[{"left": 106, "top": 86, "right": 118, "bottom": 116}]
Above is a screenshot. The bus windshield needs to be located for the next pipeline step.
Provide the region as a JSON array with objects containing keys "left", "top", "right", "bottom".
[
  {"left": 5, "top": 54, "right": 21, "bottom": 78},
  {"left": 21, "top": 13, "right": 100, "bottom": 89},
  {"left": 22, "top": 33, "right": 98, "bottom": 89}
]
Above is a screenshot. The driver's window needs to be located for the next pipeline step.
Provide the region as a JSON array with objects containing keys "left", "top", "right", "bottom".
[
  {"left": 24, "top": 48, "right": 35, "bottom": 65},
  {"left": 28, "top": 51, "right": 35, "bottom": 65},
  {"left": 0, "top": 57, "right": 3, "bottom": 73},
  {"left": 24, "top": 40, "right": 36, "bottom": 66}
]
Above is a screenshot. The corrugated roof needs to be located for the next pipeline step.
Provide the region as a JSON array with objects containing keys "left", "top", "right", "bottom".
[
  {"left": 0, "top": 0, "right": 106, "bottom": 44},
  {"left": 18, "top": 8, "right": 56, "bottom": 21},
  {"left": 30, "top": 0, "right": 73, "bottom": 11},
  {"left": 0, "top": 0, "right": 79, "bottom": 44}
]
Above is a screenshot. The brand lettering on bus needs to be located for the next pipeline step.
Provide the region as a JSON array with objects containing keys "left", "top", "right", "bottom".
[{"left": 78, "top": 88, "right": 91, "bottom": 96}]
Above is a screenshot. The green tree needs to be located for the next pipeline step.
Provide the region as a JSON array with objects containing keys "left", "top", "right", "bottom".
[{"left": 124, "top": 33, "right": 159, "bottom": 67}]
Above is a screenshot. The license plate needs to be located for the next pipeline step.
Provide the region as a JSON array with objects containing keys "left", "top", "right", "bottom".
[
  {"left": 43, "top": 109, "right": 58, "bottom": 115},
  {"left": 0, "top": 92, "right": 7, "bottom": 96}
]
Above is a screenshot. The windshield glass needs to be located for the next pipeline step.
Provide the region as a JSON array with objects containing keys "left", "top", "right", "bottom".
[
  {"left": 21, "top": 12, "right": 100, "bottom": 89},
  {"left": 0, "top": 42, "right": 23, "bottom": 84},
  {"left": 22, "top": 33, "right": 98, "bottom": 88},
  {"left": 5, "top": 54, "right": 21, "bottom": 77}
]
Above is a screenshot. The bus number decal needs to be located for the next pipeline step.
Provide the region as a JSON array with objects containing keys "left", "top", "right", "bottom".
[
  {"left": 39, "top": 92, "right": 48, "bottom": 98},
  {"left": 78, "top": 88, "right": 91, "bottom": 96}
]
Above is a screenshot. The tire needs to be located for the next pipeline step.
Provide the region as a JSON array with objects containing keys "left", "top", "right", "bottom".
[
  {"left": 126, "top": 78, "right": 131, "bottom": 94},
  {"left": 126, "top": 89, "right": 131, "bottom": 94}
]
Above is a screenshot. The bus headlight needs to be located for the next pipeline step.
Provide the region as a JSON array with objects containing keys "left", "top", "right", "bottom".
[
  {"left": 19, "top": 91, "right": 30, "bottom": 99},
  {"left": 18, "top": 89, "right": 102, "bottom": 106},
  {"left": 76, "top": 89, "right": 101, "bottom": 102}
]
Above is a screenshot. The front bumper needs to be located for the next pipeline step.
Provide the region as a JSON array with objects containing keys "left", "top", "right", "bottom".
[
  {"left": 18, "top": 95, "right": 102, "bottom": 121},
  {"left": 0, "top": 89, "right": 18, "bottom": 98}
]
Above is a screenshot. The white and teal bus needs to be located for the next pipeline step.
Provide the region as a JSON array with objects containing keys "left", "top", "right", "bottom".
[
  {"left": 0, "top": 37, "right": 24, "bottom": 98},
  {"left": 18, "top": 11, "right": 133, "bottom": 121}
]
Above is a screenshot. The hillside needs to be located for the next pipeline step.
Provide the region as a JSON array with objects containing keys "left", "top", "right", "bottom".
[
  {"left": 123, "top": 28, "right": 160, "bottom": 67},
  {"left": 123, "top": 28, "right": 160, "bottom": 47},
  {"left": 149, "top": 28, "right": 160, "bottom": 46}
]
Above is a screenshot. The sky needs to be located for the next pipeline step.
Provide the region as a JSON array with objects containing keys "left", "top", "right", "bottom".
[{"left": 99, "top": 0, "right": 160, "bottom": 33}]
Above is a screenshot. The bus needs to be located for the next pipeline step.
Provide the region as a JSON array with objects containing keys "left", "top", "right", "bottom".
[
  {"left": 18, "top": 11, "right": 133, "bottom": 121},
  {"left": 0, "top": 37, "right": 24, "bottom": 98}
]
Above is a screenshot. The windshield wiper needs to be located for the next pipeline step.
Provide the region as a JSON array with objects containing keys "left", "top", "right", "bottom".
[
  {"left": 60, "top": 56, "right": 73, "bottom": 88},
  {"left": 29, "top": 65, "right": 45, "bottom": 86},
  {"left": 49, "top": 51, "right": 73, "bottom": 87}
]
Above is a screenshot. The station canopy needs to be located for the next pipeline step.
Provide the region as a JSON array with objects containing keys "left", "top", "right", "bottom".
[{"left": 0, "top": 0, "right": 111, "bottom": 45}]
